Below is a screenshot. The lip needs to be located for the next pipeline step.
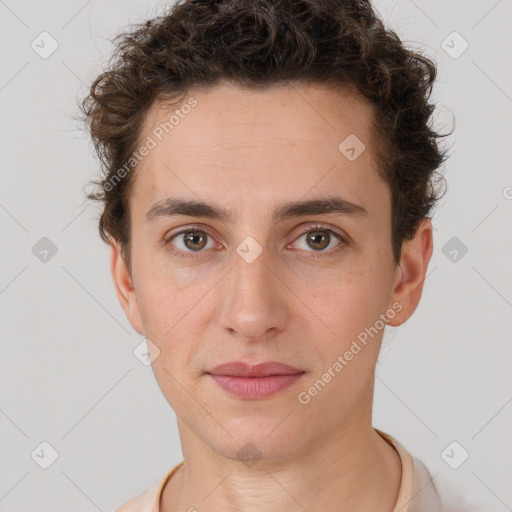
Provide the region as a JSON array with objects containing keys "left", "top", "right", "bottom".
[
  {"left": 206, "top": 361, "right": 305, "bottom": 399},
  {"left": 207, "top": 361, "right": 304, "bottom": 377}
]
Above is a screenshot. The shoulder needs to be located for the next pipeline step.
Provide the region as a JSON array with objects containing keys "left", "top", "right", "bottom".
[
  {"left": 113, "top": 462, "right": 184, "bottom": 512},
  {"left": 408, "top": 455, "right": 443, "bottom": 511},
  {"left": 376, "top": 429, "right": 442, "bottom": 512}
]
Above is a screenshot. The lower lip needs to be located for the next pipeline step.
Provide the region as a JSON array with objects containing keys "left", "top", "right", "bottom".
[{"left": 208, "top": 373, "right": 305, "bottom": 399}]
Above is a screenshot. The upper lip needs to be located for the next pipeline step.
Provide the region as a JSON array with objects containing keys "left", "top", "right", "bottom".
[{"left": 207, "top": 361, "right": 304, "bottom": 377}]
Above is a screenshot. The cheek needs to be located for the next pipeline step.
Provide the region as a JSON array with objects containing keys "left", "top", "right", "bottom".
[
  {"left": 133, "top": 268, "right": 184, "bottom": 353},
  {"left": 134, "top": 265, "right": 215, "bottom": 367},
  {"left": 304, "top": 261, "right": 387, "bottom": 339},
  {"left": 302, "top": 271, "right": 391, "bottom": 395},
  {"left": 304, "top": 271, "right": 386, "bottom": 400},
  {"left": 138, "top": 276, "right": 201, "bottom": 397}
]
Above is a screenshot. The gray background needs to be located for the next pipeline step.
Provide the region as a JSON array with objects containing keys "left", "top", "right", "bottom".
[{"left": 1, "top": 0, "right": 511, "bottom": 510}]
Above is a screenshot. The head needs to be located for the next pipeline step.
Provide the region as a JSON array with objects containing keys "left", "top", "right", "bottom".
[{"left": 81, "top": 0, "right": 448, "bottom": 463}]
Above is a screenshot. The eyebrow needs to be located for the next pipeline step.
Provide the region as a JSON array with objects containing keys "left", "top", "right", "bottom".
[{"left": 145, "top": 195, "right": 368, "bottom": 224}]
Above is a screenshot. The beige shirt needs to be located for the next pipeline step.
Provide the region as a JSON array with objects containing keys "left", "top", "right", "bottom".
[{"left": 115, "top": 429, "right": 442, "bottom": 512}]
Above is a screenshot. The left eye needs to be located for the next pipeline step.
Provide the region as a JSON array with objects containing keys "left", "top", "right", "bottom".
[
  {"left": 293, "top": 227, "right": 343, "bottom": 252},
  {"left": 169, "top": 229, "right": 216, "bottom": 252}
]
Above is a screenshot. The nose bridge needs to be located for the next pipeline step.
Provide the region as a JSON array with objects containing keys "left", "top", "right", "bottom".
[
  {"left": 232, "top": 241, "right": 272, "bottom": 296},
  {"left": 218, "top": 240, "right": 287, "bottom": 341}
]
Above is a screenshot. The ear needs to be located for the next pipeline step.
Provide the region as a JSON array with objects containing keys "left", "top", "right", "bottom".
[
  {"left": 110, "top": 240, "right": 145, "bottom": 335},
  {"left": 387, "top": 218, "right": 434, "bottom": 327}
]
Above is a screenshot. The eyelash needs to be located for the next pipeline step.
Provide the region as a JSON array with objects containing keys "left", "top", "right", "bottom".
[{"left": 164, "top": 224, "right": 348, "bottom": 261}]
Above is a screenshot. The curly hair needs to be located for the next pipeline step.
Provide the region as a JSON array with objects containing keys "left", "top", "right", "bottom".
[{"left": 81, "top": 0, "right": 449, "bottom": 273}]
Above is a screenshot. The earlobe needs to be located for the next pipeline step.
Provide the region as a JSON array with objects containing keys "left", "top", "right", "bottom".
[
  {"left": 109, "top": 240, "right": 145, "bottom": 335},
  {"left": 387, "top": 219, "right": 434, "bottom": 327}
]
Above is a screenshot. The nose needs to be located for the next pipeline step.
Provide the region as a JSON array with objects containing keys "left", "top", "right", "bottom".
[{"left": 217, "top": 246, "right": 289, "bottom": 344}]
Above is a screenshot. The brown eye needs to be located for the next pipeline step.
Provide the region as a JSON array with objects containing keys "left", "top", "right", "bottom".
[
  {"left": 183, "top": 230, "right": 208, "bottom": 250},
  {"left": 306, "top": 229, "right": 331, "bottom": 251},
  {"left": 169, "top": 229, "right": 214, "bottom": 253},
  {"left": 292, "top": 226, "right": 344, "bottom": 256}
]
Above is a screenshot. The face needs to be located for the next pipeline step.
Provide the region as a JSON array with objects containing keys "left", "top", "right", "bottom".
[{"left": 111, "top": 82, "right": 432, "bottom": 463}]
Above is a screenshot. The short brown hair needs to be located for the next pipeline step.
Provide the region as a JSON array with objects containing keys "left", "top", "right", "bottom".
[{"left": 81, "top": 0, "right": 449, "bottom": 273}]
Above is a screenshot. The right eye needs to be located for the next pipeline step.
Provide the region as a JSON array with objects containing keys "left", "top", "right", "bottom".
[{"left": 166, "top": 227, "right": 218, "bottom": 259}]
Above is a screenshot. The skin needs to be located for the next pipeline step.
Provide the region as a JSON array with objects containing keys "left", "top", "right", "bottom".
[{"left": 110, "top": 81, "right": 433, "bottom": 511}]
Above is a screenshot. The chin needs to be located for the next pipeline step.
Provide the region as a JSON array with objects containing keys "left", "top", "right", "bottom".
[{"left": 208, "top": 414, "right": 310, "bottom": 464}]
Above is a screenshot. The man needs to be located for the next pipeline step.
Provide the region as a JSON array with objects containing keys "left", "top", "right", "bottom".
[{"left": 81, "top": 0, "right": 453, "bottom": 510}]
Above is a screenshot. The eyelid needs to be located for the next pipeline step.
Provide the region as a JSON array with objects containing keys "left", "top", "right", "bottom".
[{"left": 293, "top": 222, "right": 346, "bottom": 240}]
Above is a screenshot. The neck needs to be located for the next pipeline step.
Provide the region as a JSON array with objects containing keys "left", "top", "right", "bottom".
[{"left": 161, "top": 419, "right": 401, "bottom": 512}]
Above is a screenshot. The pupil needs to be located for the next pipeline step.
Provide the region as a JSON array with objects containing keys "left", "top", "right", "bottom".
[
  {"left": 186, "top": 231, "right": 205, "bottom": 250},
  {"left": 309, "top": 231, "right": 328, "bottom": 250}
]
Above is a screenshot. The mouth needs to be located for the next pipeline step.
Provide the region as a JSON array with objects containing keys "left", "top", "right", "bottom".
[{"left": 206, "top": 361, "right": 306, "bottom": 399}]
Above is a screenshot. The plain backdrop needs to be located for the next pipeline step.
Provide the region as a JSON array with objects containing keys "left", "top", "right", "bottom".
[{"left": 1, "top": 0, "right": 511, "bottom": 510}]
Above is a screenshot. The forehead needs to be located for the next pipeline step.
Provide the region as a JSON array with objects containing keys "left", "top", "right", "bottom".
[
  {"left": 130, "top": 82, "right": 387, "bottom": 223},
  {"left": 143, "top": 82, "right": 375, "bottom": 153}
]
